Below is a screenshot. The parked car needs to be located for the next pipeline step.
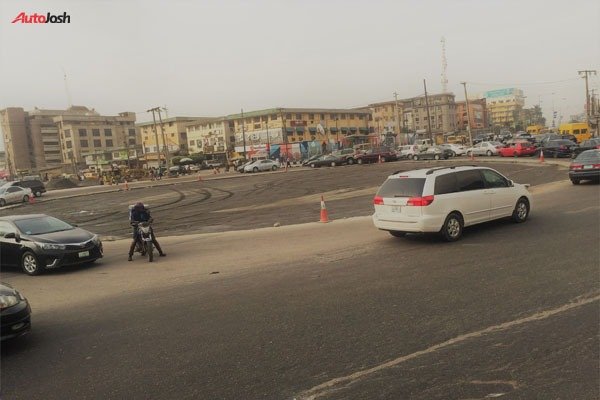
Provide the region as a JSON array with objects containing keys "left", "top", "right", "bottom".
[
  {"left": 497, "top": 141, "right": 537, "bottom": 157},
  {"left": 572, "top": 138, "right": 600, "bottom": 157},
  {"left": 569, "top": 149, "right": 600, "bottom": 184},
  {"left": 0, "top": 186, "right": 33, "bottom": 207},
  {"left": 466, "top": 141, "right": 503, "bottom": 156},
  {"left": 331, "top": 148, "right": 356, "bottom": 164},
  {"left": 494, "top": 132, "right": 513, "bottom": 143},
  {"left": 302, "top": 154, "right": 323, "bottom": 166},
  {"left": 237, "top": 160, "right": 255, "bottom": 173},
  {"left": 537, "top": 139, "right": 578, "bottom": 158},
  {"left": 472, "top": 133, "right": 491, "bottom": 145},
  {"left": 244, "top": 159, "right": 279, "bottom": 173},
  {"left": 559, "top": 134, "right": 578, "bottom": 144},
  {"left": 353, "top": 147, "right": 398, "bottom": 164},
  {"left": 412, "top": 146, "right": 451, "bottom": 161},
  {"left": 372, "top": 165, "right": 532, "bottom": 241},
  {"left": 205, "top": 160, "right": 223, "bottom": 169},
  {"left": 0, "top": 214, "right": 103, "bottom": 275},
  {"left": 0, "top": 282, "right": 31, "bottom": 341},
  {"left": 438, "top": 143, "right": 467, "bottom": 156},
  {"left": 398, "top": 145, "right": 420, "bottom": 159},
  {"left": 2, "top": 179, "right": 46, "bottom": 197},
  {"left": 305, "top": 155, "right": 344, "bottom": 168}
]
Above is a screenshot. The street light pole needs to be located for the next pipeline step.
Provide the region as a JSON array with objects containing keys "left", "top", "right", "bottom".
[
  {"left": 241, "top": 108, "right": 247, "bottom": 158},
  {"left": 461, "top": 82, "right": 473, "bottom": 145},
  {"left": 423, "top": 79, "right": 434, "bottom": 143},
  {"left": 265, "top": 120, "right": 270, "bottom": 158}
]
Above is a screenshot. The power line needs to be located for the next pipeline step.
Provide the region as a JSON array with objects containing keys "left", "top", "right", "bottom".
[{"left": 465, "top": 77, "right": 580, "bottom": 86}]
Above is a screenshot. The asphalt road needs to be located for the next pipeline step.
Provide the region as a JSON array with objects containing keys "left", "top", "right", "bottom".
[
  {"left": 1, "top": 171, "right": 598, "bottom": 399},
  {"left": 0, "top": 160, "right": 570, "bottom": 240}
]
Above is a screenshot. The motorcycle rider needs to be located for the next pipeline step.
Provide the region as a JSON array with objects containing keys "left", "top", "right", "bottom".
[{"left": 128, "top": 202, "right": 166, "bottom": 261}]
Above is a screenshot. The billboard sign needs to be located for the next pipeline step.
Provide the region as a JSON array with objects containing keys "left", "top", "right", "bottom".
[{"left": 484, "top": 88, "right": 515, "bottom": 98}]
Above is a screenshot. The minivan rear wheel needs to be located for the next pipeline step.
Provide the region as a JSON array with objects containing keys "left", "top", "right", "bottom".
[{"left": 441, "top": 212, "right": 463, "bottom": 242}]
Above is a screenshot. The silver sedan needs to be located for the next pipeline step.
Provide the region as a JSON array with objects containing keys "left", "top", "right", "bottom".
[
  {"left": 466, "top": 141, "right": 503, "bottom": 156},
  {"left": 0, "top": 186, "right": 33, "bottom": 207},
  {"left": 244, "top": 159, "right": 279, "bottom": 173}
]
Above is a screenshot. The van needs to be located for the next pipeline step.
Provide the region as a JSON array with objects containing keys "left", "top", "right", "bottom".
[{"left": 558, "top": 123, "right": 591, "bottom": 143}]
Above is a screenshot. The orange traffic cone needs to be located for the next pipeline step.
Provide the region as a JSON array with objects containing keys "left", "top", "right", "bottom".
[
  {"left": 319, "top": 195, "right": 329, "bottom": 223},
  {"left": 378, "top": 154, "right": 382, "bottom": 163},
  {"left": 539, "top": 150, "right": 545, "bottom": 163},
  {"left": 28, "top": 195, "right": 35, "bottom": 205}
]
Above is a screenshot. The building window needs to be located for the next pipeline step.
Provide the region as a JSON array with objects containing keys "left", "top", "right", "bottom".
[
  {"left": 92, "top": 129, "right": 100, "bottom": 137},
  {"left": 350, "top": 114, "right": 355, "bottom": 120},
  {"left": 296, "top": 114, "right": 302, "bottom": 120},
  {"left": 339, "top": 114, "right": 345, "bottom": 120},
  {"left": 309, "top": 114, "right": 315, "bottom": 120},
  {"left": 189, "top": 140, "right": 195, "bottom": 146},
  {"left": 104, "top": 129, "right": 112, "bottom": 136},
  {"left": 66, "top": 141, "right": 72, "bottom": 149},
  {"left": 78, "top": 129, "right": 87, "bottom": 137},
  {"left": 93, "top": 139, "right": 102, "bottom": 147},
  {"left": 171, "top": 133, "right": 175, "bottom": 137},
  {"left": 106, "top": 139, "right": 114, "bottom": 147},
  {"left": 80, "top": 140, "right": 89, "bottom": 147},
  {"left": 285, "top": 113, "right": 291, "bottom": 119},
  {"left": 330, "top": 114, "right": 337, "bottom": 119},
  {"left": 64, "top": 129, "right": 71, "bottom": 138},
  {"left": 270, "top": 114, "right": 277, "bottom": 121},
  {"left": 320, "top": 114, "right": 325, "bottom": 120},
  {"left": 128, "top": 129, "right": 136, "bottom": 137},
  {"left": 128, "top": 138, "right": 136, "bottom": 145}
]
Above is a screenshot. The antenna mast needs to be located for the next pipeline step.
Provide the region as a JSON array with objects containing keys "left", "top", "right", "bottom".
[
  {"left": 441, "top": 37, "right": 448, "bottom": 93},
  {"left": 62, "top": 67, "right": 73, "bottom": 107}
]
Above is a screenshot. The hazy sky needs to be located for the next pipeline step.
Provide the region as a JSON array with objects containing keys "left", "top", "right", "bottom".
[{"left": 1, "top": 0, "right": 599, "bottom": 128}]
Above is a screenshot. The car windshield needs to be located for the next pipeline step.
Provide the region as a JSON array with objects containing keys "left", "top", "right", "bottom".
[
  {"left": 377, "top": 178, "right": 425, "bottom": 198},
  {"left": 14, "top": 216, "right": 74, "bottom": 235},
  {"left": 574, "top": 151, "right": 600, "bottom": 163}
]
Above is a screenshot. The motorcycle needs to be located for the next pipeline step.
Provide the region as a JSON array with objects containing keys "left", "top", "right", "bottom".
[{"left": 132, "top": 221, "right": 154, "bottom": 262}]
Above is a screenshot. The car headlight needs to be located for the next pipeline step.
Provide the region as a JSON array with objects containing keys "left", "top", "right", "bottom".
[
  {"left": 91, "top": 235, "right": 101, "bottom": 245},
  {"left": 37, "top": 242, "right": 66, "bottom": 250},
  {"left": 0, "top": 294, "right": 19, "bottom": 310}
]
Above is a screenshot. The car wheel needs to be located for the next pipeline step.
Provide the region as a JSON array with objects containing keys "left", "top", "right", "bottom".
[
  {"left": 22, "top": 195, "right": 29, "bottom": 203},
  {"left": 253, "top": 167, "right": 259, "bottom": 172},
  {"left": 357, "top": 158, "right": 363, "bottom": 164},
  {"left": 440, "top": 212, "right": 463, "bottom": 242},
  {"left": 451, "top": 151, "right": 456, "bottom": 157},
  {"left": 512, "top": 197, "right": 530, "bottom": 223},
  {"left": 486, "top": 150, "right": 492, "bottom": 156},
  {"left": 571, "top": 179, "right": 580, "bottom": 185},
  {"left": 35, "top": 190, "right": 42, "bottom": 197},
  {"left": 347, "top": 158, "right": 354, "bottom": 165},
  {"left": 272, "top": 165, "right": 277, "bottom": 171},
  {"left": 434, "top": 154, "right": 440, "bottom": 160},
  {"left": 467, "top": 151, "right": 472, "bottom": 157},
  {"left": 0, "top": 199, "right": 5, "bottom": 207},
  {"left": 330, "top": 162, "right": 336, "bottom": 167},
  {"left": 21, "top": 251, "right": 44, "bottom": 276},
  {"left": 413, "top": 155, "right": 419, "bottom": 161},
  {"left": 389, "top": 231, "right": 406, "bottom": 238}
]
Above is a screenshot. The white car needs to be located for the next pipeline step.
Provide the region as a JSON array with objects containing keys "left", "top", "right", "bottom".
[
  {"left": 372, "top": 166, "right": 532, "bottom": 241},
  {"left": 466, "top": 141, "right": 503, "bottom": 156},
  {"left": 244, "top": 159, "right": 279, "bottom": 173},
  {"left": 0, "top": 186, "right": 33, "bottom": 207},
  {"left": 439, "top": 143, "right": 467, "bottom": 156},
  {"left": 398, "top": 145, "right": 419, "bottom": 159}
]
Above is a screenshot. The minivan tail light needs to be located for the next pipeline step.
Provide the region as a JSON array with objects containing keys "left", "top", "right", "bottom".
[
  {"left": 373, "top": 196, "right": 384, "bottom": 205},
  {"left": 570, "top": 164, "right": 583, "bottom": 170},
  {"left": 407, "top": 195, "right": 434, "bottom": 206}
]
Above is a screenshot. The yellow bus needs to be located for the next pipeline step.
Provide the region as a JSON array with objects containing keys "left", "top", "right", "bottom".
[
  {"left": 559, "top": 122, "right": 591, "bottom": 142},
  {"left": 526, "top": 125, "right": 544, "bottom": 135}
]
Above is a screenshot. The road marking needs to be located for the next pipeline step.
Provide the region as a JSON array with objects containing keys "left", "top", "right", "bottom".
[{"left": 296, "top": 293, "right": 600, "bottom": 400}]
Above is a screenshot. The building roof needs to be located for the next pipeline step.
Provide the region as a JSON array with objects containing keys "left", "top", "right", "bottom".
[
  {"left": 136, "top": 116, "right": 211, "bottom": 127},
  {"left": 226, "top": 107, "right": 371, "bottom": 119}
]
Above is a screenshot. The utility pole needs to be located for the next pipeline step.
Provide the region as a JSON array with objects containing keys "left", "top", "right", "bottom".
[
  {"left": 265, "top": 119, "right": 270, "bottom": 157},
  {"left": 241, "top": 108, "right": 247, "bottom": 157},
  {"left": 394, "top": 91, "right": 401, "bottom": 144},
  {"left": 461, "top": 82, "right": 473, "bottom": 145},
  {"left": 147, "top": 107, "right": 162, "bottom": 168},
  {"left": 578, "top": 70, "right": 597, "bottom": 128},
  {"left": 156, "top": 108, "right": 170, "bottom": 167},
  {"left": 423, "top": 79, "right": 433, "bottom": 143}
]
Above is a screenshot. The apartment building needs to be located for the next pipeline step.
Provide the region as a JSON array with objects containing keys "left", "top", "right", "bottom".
[
  {"left": 53, "top": 109, "right": 138, "bottom": 170},
  {"left": 186, "top": 118, "right": 232, "bottom": 157},
  {"left": 369, "top": 100, "right": 403, "bottom": 134},
  {"left": 401, "top": 93, "right": 457, "bottom": 138},
  {"left": 483, "top": 88, "right": 525, "bottom": 128},
  {"left": 137, "top": 116, "right": 210, "bottom": 155},
  {"left": 455, "top": 99, "right": 488, "bottom": 131}
]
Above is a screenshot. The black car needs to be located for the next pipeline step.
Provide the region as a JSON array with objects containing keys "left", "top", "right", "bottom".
[
  {"left": 0, "top": 214, "right": 103, "bottom": 275},
  {"left": 537, "top": 139, "right": 578, "bottom": 158},
  {"left": 0, "top": 282, "right": 31, "bottom": 341},
  {"left": 569, "top": 149, "right": 600, "bottom": 184},
  {"left": 572, "top": 138, "right": 600, "bottom": 157},
  {"left": 305, "top": 154, "right": 344, "bottom": 168},
  {"left": 2, "top": 179, "right": 46, "bottom": 197},
  {"left": 412, "top": 146, "right": 451, "bottom": 160}
]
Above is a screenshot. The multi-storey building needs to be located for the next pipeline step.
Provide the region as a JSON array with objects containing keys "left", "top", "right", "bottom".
[
  {"left": 369, "top": 100, "right": 403, "bottom": 134},
  {"left": 401, "top": 93, "right": 457, "bottom": 140},
  {"left": 186, "top": 118, "right": 232, "bottom": 159},
  {"left": 483, "top": 88, "right": 525, "bottom": 128},
  {"left": 455, "top": 99, "right": 488, "bottom": 132},
  {"left": 223, "top": 108, "right": 372, "bottom": 159},
  {"left": 137, "top": 116, "right": 210, "bottom": 155},
  {"left": 53, "top": 109, "right": 138, "bottom": 171}
]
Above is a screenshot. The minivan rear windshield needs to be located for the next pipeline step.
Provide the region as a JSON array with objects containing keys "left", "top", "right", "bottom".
[{"left": 377, "top": 178, "right": 425, "bottom": 198}]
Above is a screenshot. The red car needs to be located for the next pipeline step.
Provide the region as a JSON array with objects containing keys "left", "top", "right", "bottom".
[{"left": 498, "top": 142, "right": 537, "bottom": 157}]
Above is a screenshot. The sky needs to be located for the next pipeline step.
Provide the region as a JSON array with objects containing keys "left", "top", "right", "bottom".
[{"left": 1, "top": 0, "right": 599, "bottom": 137}]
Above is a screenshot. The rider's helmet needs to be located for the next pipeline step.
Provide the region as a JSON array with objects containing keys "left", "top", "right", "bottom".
[{"left": 133, "top": 202, "right": 145, "bottom": 210}]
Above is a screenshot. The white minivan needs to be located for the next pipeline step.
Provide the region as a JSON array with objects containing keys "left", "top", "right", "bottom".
[{"left": 372, "top": 166, "right": 532, "bottom": 241}]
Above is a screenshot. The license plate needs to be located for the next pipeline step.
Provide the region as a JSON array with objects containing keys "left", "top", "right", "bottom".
[
  {"left": 78, "top": 251, "right": 90, "bottom": 258},
  {"left": 391, "top": 205, "right": 402, "bottom": 213},
  {"left": 584, "top": 165, "right": 593, "bottom": 169}
]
